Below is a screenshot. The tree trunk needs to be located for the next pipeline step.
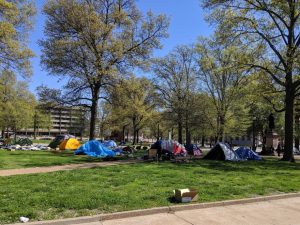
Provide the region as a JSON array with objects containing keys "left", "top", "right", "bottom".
[
  {"left": 132, "top": 117, "right": 137, "bottom": 145},
  {"left": 294, "top": 113, "right": 300, "bottom": 150},
  {"left": 122, "top": 125, "right": 126, "bottom": 143},
  {"left": 157, "top": 123, "right": 160, "bottom": 141},
  {"left": 132, "top": 129, "right": 136, "bottom": 145},
  {"left": 185, "top": 112, "right": 191, "bottom": 145},
  {"left": 282, "top": 86, "right": 295, "bottom": 162},
  {"left": 89, "top": 90, "right": 99, "bottom": 140},
  {"left": 295, "top": 137, "right": 299, "bottom": 150},
  {"left": 186, "top": 129, "right": 191, "bottom": 146},
  {"left": 14, "top": 126, "right": 17, "bottom": 144},
  {"left": 201, "top": 136, "right": 205, "bottom": 147},
  {"left": 136, "top": 129, "right": 139, "bottom": 143},
  {"left": 218, "top": 115, "right": 225, "bottom": 142},
  {"left": 178, "top": 113, "right": 183, "bottom": 144}
]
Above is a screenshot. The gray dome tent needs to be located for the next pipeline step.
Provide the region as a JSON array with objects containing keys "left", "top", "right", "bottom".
[{"left": 204, "top": 142, "right": 240, "bottom": 161}]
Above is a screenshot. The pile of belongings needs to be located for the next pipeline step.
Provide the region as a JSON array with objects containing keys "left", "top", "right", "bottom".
[
  {"left": 204, "top": 142, "right": 241, "bottom": 161},
  {"left": 151, "top": 140, "right": 187, "bottom": 160},
  {"left": 59, "top": 138, "right": 81, "bottom": 150},
  {"left": 49, "top": 134, "right": 75, "bottom": 149},
  {"left": 3, "top": 144, "right": 51, "bottom": 151},
  {"left": 235, "top": 147, "right": 262, "bottom": 160},
  {"left": 74, "top": 140, "right": 116, "bottom": 158}
]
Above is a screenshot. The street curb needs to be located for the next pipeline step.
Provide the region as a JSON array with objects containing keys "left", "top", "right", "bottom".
[{"left": 8, "top": 192, "right": 300, "bottom": 225}]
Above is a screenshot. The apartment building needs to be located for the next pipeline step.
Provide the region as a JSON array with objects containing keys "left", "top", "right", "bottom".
[{"left": 18, "top": 106, "right": 86, "bottom": 137}]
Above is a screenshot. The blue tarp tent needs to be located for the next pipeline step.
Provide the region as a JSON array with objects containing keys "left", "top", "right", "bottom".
[
  {"left": 103, "top": 140, "right": 117, "bottom": 148},
  {"left": 235, "top": 147, "right": 262, "bottom": 160},
  {"left": 74, "top": 140, "right": 116, "bottom": 158},
  {"left": 204, "top": 142, "right": 240, "bottom": 161}
]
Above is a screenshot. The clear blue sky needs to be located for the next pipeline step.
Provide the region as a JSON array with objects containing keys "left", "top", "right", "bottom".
[{"left": 28, "top": 0, "right": 213, "bottom": 94}]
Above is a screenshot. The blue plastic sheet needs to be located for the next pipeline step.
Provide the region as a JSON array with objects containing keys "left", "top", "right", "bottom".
[
  {"left": 235, "top": 147, "right": 262, "bottom": 160},
  {"left": 103, "top": 140, "right": 117, "bottom": 148},
  {"left": 74, "top": 140, "right": 116, "bottom": 158}
]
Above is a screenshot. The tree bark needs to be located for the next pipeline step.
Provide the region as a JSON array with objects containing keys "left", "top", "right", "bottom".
[
  {"left": 178, "top": 113, "right": 183, "bottom": 144},
  {"left": 218, "top": 114, "right": 225, "bottom": 142},
  {"left": 89, "top": 88, "right": 99, "bottom": 140},
  {"left": 201, "top": 136, "right": 205, "bottom": 147},
  {"left": 294, "top": 113, "right": 300, "bottom": 150},
  {"left": 282, "top": 85, "right": 295, "bottom": 162},
  {"left": 122, "top": 125, "right": 126, "bottom": 143}
]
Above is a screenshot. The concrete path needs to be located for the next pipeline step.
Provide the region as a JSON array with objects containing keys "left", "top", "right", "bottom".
[
  {"left": 0, "top": 160, "right": 141, "bottom": 176},
  {"left": 86, "top": 197, "right": 300, "bottom": 225},
  {"left": 10, "top": 195, "right": 300, "bottom": 225}
]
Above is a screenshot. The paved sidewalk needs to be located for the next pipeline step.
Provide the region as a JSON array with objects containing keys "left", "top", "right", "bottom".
[
  {"left": 0, "top": 160, "right": 141, "bottom": 176},
  {"left": 9, "top": 195, "right": 300, "bottom": 225},
  {"left": 85, "top": 197, "right": 300, "bottom": 225}
]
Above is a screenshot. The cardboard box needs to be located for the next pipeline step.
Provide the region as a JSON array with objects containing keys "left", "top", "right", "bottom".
[{"left": 174, "top": 188, "right": 199, "bottom": 203}]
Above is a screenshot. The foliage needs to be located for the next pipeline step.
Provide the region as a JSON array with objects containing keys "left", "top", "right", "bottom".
[
  {"left": 40, "top": 0, "right": 169, "bottom": 140},
  {"left": 0, "top": 0, "right": 35, "bottom": 76},
  {"left": 202, "top": 0, "right": 300, "bottom": 160},
  {"left": 111, "top": 75, "right": 157, "bottom": 144},
  {"left": 152, "top": 45, "right": 198, "bottom": 144},
  {"left": 0, "top": 70, "right": 36, "bottom": 134},
  {"left": 196, "top": 35, "right": 254, "bottom": 142}
]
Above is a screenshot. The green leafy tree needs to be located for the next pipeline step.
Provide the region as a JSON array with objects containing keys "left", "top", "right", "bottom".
[
  {"left": 152, "top": 45, "right": 198, "bottom": 144},
  {"left": 0, "top": 0, "right": 35, "bottom": 76},
  {"left": 40, "top": 0, "right": 169, "bottom": 140},
  {"left": 111, "top": 76, "right": 157, "bottom": 144},
  {"left": 202, "top": 0, "right": 300, "bottom": 161},
  {"left": 196, "top": 37, "right": 251, "bottom": 142},
  {"left": 0, "top": 70, "right": 36, "bottom": 139}
]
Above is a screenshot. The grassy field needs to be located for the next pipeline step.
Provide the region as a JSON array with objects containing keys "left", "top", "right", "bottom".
[
  {"left": 0, "top": 149, "right": 147, "bottom": 170},
  {"left": 0, "top": 159, "right": 300, "bottom": 224},
  {"left": 0, "top": 150, "right": 101, "bottom": 169}
]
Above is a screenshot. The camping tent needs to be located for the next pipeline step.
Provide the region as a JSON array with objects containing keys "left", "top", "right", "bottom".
[
  {"left": 151, "top": 140, "right": 186, "bottom": 156},
  {"left": 103, "top": 140, "right": 117, "bottom": 148},
  {"left": 49, "top": 134, "right": 75, "bottom": 149},
  {"left": 204, "top": 143, "right": 240, "bottom": 161},
  {"left": 59, "top": 138, "right": 81, "bottom": 150},
  {"left": 235, "top": 147, "right": 262, "bottom": 160},
  {"left": 74, "top": 140, "right": 116, "bottom": 158}
]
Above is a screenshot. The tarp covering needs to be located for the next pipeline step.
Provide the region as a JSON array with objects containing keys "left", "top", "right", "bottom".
[
  {"left": 103, "top": 140, "right": 117, "bottom": 148},
  {"left": 204, "top": 142, "right": 240, "bottom": 161},
  {"left": 235, "top": 147, "right": 262, "bottom": 160},
  {"left": 59, "top": 138, "right": 81, "bottom": 150},
  {"left": 74, "top": 140, "right": 116, "bottom": 158},
  {"left": 151, "top": 140, "right": 187, "bottom": 156}
]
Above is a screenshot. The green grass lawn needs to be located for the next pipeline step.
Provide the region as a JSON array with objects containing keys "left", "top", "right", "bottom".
[
  {"left": 0, "top": 149, "right": 146, "bottom": 170},
  {"left": 1, "top": 159, "right": 300, "bottom": 224},
  {"left": 0, "top": 150, "right": 108, "bottom": 170}
]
